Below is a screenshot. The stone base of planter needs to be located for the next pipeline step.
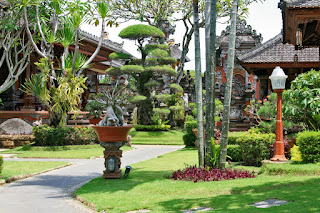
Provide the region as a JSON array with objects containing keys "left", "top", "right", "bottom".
[
  {"left": 100, "top": 142, "right": 126, "bottom": 179},
  {"left": 0, "top": 135, "right": 34, "bottom": 148}
]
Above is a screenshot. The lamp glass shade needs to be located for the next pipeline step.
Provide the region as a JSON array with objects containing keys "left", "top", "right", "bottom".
[{"left": 269, "top": 66, "right": 287, "bottom": 90}]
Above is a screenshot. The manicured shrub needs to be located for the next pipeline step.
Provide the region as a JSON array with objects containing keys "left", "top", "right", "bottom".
[
  {"left": 33, "top": 125, "right": 99, "bottom": 146},
  {"left": 296, "top": 131, "right": 320, "bottom": 163},
  {"left": 212, "top": 145, "right": 242, "bottom": 162},
  {"left": 183, "top": 121, "right": 197, "bottom": 146},
  {"left": 227, "top": 145, "right": 243, "bottom": 162},
  {"left": 290, "top": 145, "right": 302, "bottom": 162},
  {"left": 227, "top": 132, "right": 247, "bottom": 145},
  {"left": 168, "top": 165, "right": 257, "bottom": 182},
  {"left": 236, "top": 132, "right": 275, "bottom": 166},
  {"left": 133, "top": 124, "right": 170, "bottom": 131},
  {"left": 0, "top": 155, "right": 3, "bottom": 175}
]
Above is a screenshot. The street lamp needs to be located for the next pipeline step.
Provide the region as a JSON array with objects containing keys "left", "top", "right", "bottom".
[{"left": 269, "top": 66, "right": 288, "bottom": 161}]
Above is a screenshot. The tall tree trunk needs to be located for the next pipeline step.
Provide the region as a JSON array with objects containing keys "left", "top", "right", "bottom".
[
  {"left": 193, "top": 0, "right": 205, "bottom": 167},
  {"left": 176, "top": 20, "right": 194, "bottom": 84},
  {"left": 204, "top": 0, "right": 217, "bottom": 167},
  {"left": 219, "top": 0, "right": 239, "bottom": 169}
]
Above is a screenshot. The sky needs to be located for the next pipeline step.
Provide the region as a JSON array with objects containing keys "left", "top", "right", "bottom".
[{"left": 83, "top": 0, "right": 282, "bottom": 71}]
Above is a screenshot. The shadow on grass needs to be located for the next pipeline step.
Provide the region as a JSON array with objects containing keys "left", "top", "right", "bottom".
[
  {"left": 78, "top": 166, "right": 320, "bottom": 212},
  {"left": 156, "top": 178, "right": 320, "bottom": 212}
]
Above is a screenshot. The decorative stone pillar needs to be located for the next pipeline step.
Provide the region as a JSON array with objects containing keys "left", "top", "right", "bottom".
[{"left": 100, "top": 141, "right": 126, "bottom": 179}]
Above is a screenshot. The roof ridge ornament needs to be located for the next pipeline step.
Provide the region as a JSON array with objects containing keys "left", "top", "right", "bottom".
[{"left": 217, "top": 16, "right": 263, "bottom": 46}]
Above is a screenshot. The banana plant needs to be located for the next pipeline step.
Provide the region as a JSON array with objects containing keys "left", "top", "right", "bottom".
[{"left": 206, "top": 137, "right": 231, "bottom": 168}]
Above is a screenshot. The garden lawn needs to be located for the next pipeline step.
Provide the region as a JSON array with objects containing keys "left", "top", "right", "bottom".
[
  {"left": 0, "top": 145, "right": 133, "bottom": 159},
  {"left": 129, "top": 129, "right": 184, "bottom": 145},
  {"left": 0, "top": 161, "right": 69, "bottom": 180},
  {"left": 77, "top": 148, "right": 320, "bottom": 213}
]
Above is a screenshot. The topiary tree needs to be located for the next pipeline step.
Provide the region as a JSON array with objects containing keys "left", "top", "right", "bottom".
[{"left": 106, "top": 24, "right": 177, "bottom": 125}]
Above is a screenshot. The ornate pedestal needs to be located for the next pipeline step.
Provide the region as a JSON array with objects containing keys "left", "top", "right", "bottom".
[{"left": 100, "top": 141, "right": 126, "bottom": 179}]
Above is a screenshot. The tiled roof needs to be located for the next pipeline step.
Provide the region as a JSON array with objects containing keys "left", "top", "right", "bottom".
[
  {"left": 238, "top": 33, "right": 319, "bottom": 63},
  {"left": 80, "top": 30, "right": 126, "bottom": 53},
  {"left": 285, "top": 0, "right": 320, "bottom": 8}
]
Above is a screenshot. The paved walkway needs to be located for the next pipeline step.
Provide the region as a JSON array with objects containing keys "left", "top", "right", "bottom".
[{"left": 0, "top": 145, "right": 184, "bottom": 213}]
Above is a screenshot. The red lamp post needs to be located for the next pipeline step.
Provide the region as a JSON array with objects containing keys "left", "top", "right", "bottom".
[{"left": 269, "top": 66, "right": 288, "bottom": 161}]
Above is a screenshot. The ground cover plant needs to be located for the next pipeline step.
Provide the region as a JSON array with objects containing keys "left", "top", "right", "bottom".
[
  {"left": 168, "top": 165, "right": 257, "bottom": 182},
  {"left": 129, "top": 129, "right": 184, "bottom": 145},
  {"left": 0, "top": 161, "right": 69, "bottom": 181},
  {"left": 0, "top": 145, "right": 132, "bottom": 159},
  {"left": 76, "top": 148, "right": 320, "bottom": 212}
]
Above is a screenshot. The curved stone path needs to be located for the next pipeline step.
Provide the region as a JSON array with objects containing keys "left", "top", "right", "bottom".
[{"left": 0, "top": 145, "right": 184, "bottom": 213}]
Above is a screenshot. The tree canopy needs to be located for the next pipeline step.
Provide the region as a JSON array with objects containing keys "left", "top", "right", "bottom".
[{"left": 118, "top": 24, "right": 165, "bottom": 40}]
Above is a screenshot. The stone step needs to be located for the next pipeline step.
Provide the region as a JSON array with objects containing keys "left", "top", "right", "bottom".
[
  {"left": 67, "top": 119, "right": 90, "bottom": 124},
  {"left": 235, "top": 123, "right": 250, "bottom": 127},
  {"left": 229, "top": 127, "right": 249, "bottom": 132},
  {"left": 66, "top": 124, "right": 91, "bottom": 127}
]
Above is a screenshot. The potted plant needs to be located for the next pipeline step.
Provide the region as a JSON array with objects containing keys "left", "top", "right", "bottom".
[
  {"left": 91, "top": 78, "right": 134, "bottom": 179},
  {"left": 84, "top": 95, "right": 104, "bottom": 124},
  {"left": 92, "top": 79, "right": 133, "bottom": 142}
]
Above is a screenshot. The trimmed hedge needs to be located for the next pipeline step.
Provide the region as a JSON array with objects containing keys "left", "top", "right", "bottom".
[
  {"left": 236, "top": 132, "right": 275, "bottom": 166},
  {"left": 214, "top": 144, "right": 243, "bottom": 162},
  {"left": 228, "top": 132, "right": 247, "bottom": 145},
  {"left": 0, "top": 155, "right": 3, "bottom": 175},
  {"left": 296, "top": 131, "right": 320, "bottom": 163},
  {"left": 183, "top": 121, "right": 197, "bottom": 146},
  {"left": 226, "top": 145, "right": 243, "bottom": 162},
  {"left": 33, "top": 125, "right": 99, "bottom": 146},
  {"left": 133, "top": 124, "right": 170, "bottom": 131}
]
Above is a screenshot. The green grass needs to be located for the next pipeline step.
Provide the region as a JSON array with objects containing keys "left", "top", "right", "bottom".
[
  {"left": 129, "top": 129, "right": 184, "bottom": 145},
  {"left": 77, "top": 148, "right": 320, "bottom": 213},
  {"left": 0, "top": 161, "right": 69, "bottom": 180},
  {"left": 0, "top": 144, "right": 133, "bottom": 159},
  {"left": 262, "top": 162, "right": 320, "bottom": 175}
]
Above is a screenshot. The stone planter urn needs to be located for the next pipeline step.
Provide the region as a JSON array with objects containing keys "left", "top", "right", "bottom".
[
  {"left": 93, "top": 126, "right": 133, "bottom": 179},
  {"left": 88, "top": 118, "right": 102, "bottom": 125}
]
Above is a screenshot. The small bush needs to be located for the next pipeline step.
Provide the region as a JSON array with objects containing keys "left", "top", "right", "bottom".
[
  {"left": 211, "top": 145, "right": 242, "bottom": 162},
  {"left": 237, "top": 132, "right": 275, "bottom": 166},
  {"left": 185, "top": 115, "right": 194, "bottom": 122},
  {"left": 0, "top": 155, "right": 3, "bottom": 175},
  {"left": 228, "top": 132, "right": 247, "bottom": 145},
  {"left": 168, "top": 165, "right": 257, "bottom": 182},
  {"left": 296, "top": 131, "right": 320, "bottom": 163},
  {"left": 33, "top": 125, "right": 99, "bottom": 146},
  {"left": 183, "top": 121, "right": 197, "bottom": 146},
  {"left": 133, "top": 124, "right": 170, "bottom": 131},
  {"left": 227, "top": 145, "right": 243, "bottom": 162},
  {"left": 291, "top": 145, "right": 302, "bottom": 162},
  {"left": 259, "top": 120, "right": 294, "bottom": 133}
]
